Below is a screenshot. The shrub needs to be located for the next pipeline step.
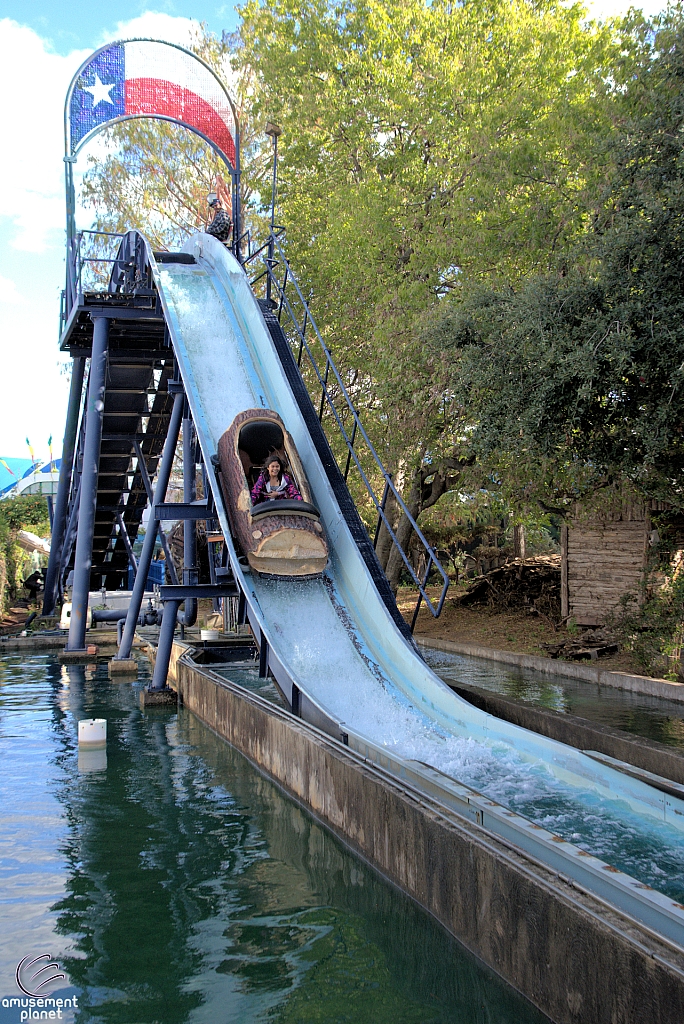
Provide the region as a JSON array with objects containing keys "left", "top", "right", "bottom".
[{"left": 0, "top": 495, "right": 50, "bottom": 614}]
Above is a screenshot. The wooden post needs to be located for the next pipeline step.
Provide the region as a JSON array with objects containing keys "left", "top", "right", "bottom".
[{"left": 561, "top": 524, "right": 569, "bottom": 619}]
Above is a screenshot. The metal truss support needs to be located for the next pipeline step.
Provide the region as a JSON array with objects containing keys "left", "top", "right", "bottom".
[
  {"left": 133, "top": 440, "right": 178, "bottom": 584},
  {"left": 115, "top": 512, "right": 138, "bottom": 573},
  {"left": 115, "top": 390, "right": 184, "bottom": 660},
  {"left": 150, "top": 599, "right": 181, "bottom": 691},
  {"left": 59, "top": 476, "right": 82, "bottom": 597},
  {"left": 43, "top": 355, "right": 85, "bottom": 616},
  {"left": 65, "top": 318, "right": 108, "bottom": 651},
  {"left": 159, "top": 583, "right": 238, "bottom": 601}
]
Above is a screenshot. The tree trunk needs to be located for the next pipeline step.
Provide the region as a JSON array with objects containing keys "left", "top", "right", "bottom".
[
  {"left": 375, "top": 491, "right": 399, "bottom": 572},
  {"left": 384, "top": 468, "right": 446, "bottom": 593},
  {"left": 384, "top": 509, "right": 420, "bottom": 592},
  {"left": 514, "top": 523, "right": 526, "bottom": 560},
  {"left": 378, "top": 454, "right": 470, "bottom": 594}
]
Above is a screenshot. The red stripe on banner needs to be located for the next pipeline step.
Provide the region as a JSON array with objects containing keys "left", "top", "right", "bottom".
[{"left": 125, "top": 79, "right": 236, "bottom": 166}]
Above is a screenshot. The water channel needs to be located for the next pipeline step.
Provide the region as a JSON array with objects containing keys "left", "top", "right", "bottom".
[
  {"left": 211, "top": 650, "right": 684, "bottom": 905},
  {"left": 423, "top": 646, "right": 684, "bottom": 750},
  {"left": 0, "top": 652, "right": 548, "bottom": 1024}
]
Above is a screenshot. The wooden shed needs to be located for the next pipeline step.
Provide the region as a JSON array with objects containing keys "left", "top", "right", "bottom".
[{"left": 560, "top": 493, "right": 658, "bottom": 626}]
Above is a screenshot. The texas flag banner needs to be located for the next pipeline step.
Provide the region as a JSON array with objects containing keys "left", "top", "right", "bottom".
[{"left": 69, "top": 40, "right": 237, "bottom": 167}]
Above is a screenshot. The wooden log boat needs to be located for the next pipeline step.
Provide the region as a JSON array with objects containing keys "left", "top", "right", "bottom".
[{"left": 217, "top": 409, "right": 328, "bottom": 576}]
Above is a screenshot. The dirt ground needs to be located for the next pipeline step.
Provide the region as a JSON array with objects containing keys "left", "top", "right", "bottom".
[
  {"left": 0, "top": 601, "right": 35, "bottom": 632},
  {"left": 0, "top": 588, "right": 645, "bottom": 676},
  {"left": 397, "top": 585, "right": 644, "bottom": 676}
]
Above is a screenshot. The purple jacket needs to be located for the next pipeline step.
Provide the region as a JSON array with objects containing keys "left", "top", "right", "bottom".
[{"left": 251, "top": 471, "right": 302, "bottom": 505}]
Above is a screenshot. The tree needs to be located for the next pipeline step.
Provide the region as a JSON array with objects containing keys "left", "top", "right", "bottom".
[
  {"left": 81, "top": 4, "right": 655, "bottom": 577},
  {"left": 236, "top": 0, "right": 645, "bottom": 574},
  {"left": 422, "top": 12, "right": 684, "bottom": 513},
  {"left": 0, "top": 495, "right": 50, "bottom": 613}
]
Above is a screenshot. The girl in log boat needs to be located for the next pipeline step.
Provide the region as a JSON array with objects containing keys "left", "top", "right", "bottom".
[
  {"left": 251, "top": 455, "right": 303, "bottom": 504},
  {"left": 217, "top": 409, "right": 328, "bottom": 576}
]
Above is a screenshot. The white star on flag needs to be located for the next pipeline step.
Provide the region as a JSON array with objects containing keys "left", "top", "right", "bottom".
[{"left": 82, "top": 73, "right": 116, "bottom": 109}]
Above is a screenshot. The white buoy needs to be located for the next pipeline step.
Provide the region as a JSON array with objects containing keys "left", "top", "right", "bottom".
[{"left": 78, "top": 719, "right": 107, "bottom": 749}]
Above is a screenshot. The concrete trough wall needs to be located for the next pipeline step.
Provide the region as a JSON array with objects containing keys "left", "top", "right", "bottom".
[{"left": 174, "top": 651, "right": 684, "bottom": 1024}]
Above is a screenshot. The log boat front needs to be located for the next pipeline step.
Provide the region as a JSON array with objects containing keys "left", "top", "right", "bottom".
[{"left": 218, "top": 410, "right": 329, "bottom": 577}]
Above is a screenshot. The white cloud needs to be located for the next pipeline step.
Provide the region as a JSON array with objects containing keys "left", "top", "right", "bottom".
[
  {"left": 0, "top": 20, "right": 89, "bottom": 253},
  {"left": 0, "top": 14, "right": 206, "bottom": 254},
  {"left": 0, "top": 275, "right": 25, "bottom": 304},
  {"left": 99, "top": 12, "right": 199, "bottom": 49},
  {"left": 0, "top": 13, "right": 206, "bottom": 460}
]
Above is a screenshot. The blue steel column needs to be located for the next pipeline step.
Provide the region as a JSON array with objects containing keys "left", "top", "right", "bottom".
[
  {"left": 115, "top": 390, "right": 184, "bottom": 661},
  {"left": 43, "top": 355, "right": 85, "bottom": 616},
  {"left": 65, "top": 319, "right": 108, "bottom": 651},
  {"left": 150, "top": 600, "right": 181, "bottom": 690},
  {"left": 177, "top": 412, "right": 198, "bottom": 627}
]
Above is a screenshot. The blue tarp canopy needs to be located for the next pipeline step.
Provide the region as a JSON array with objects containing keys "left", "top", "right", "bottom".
[{"left": 0, "top": 458, "right": 38, "bottom": 496}]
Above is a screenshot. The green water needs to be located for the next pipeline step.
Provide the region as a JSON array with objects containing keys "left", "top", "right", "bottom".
[
  {"left": 424, "top": 647, "right": 684, "bottom": 750},
  {"left": 0, "top": 653, "right": 547, "bottom": 1024}
]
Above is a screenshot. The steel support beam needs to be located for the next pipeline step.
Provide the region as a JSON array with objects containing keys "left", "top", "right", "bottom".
[
  {"left": 115, "top": 390, "right": 184, "bottom": 660},
  {"left": 43, "top": 355, "right": 85, "bottom": 615},
  {"left": 59, "top": 475, "right": 82, "bottom": 599},
  {"left": 177, "top": 414, "right": 198, "bottom": 628},
  {"left": 153, "top": 501, "right": 208, "bottom": 520},
  {"left": 150, "top": 600, "right": 181, "bottom": 691},
  {"left": 66, "top": 320, "right": 108, "bottom": 650},
  {"left": 160, "top": 584, "right": 239, "bottom": 600},
  {"left": 133, "top": 440, "right": 178, "bottom": 584},
  {"left": 115, "top": 512, "right": 138, "bottom": 573}
]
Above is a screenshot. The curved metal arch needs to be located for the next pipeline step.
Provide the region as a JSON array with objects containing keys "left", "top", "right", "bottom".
[
  {"left": 63, "top": 36, "right": 242, "bottom": 285},
  {"left": 64, "top": 36, "right": 240, "bottom": 164},
  {"left": 70, "top": 112, "right": 235, "bottom": 170}
]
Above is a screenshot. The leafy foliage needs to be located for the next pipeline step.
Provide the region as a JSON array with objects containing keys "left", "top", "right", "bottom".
[
  {"left": 235, "top": 0, "right": 652, "bottom": 565},
  {"left": 0, "top": 495, "right": 50, "bottom": 613},
  {"left": 237, "top": 0, "right": 626, "bottom": 442},
  {"left": 423, "top": 13, "right": 684, "bottom": 510},
  {"left": 80, "top": 5, "right": 679, "bottom": 568},
  {"left": 0, "top": 494, "right": 50, "bottom": 532},
  {"left": 613, "top": 560, "right": 684, "bottom": 678}
]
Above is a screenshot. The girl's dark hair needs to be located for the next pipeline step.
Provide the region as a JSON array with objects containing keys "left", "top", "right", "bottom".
[{"left": 264, "top": 453, "right": 285, "bottom": 477}]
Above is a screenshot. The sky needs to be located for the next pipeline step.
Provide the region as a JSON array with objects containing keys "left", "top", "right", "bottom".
[{"left": 0, "top": 0, "right": 667, "bottom": 464}]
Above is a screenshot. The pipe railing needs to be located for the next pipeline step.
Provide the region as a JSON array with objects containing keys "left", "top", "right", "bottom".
[
  {"left": 64, "top": 229, "right": 127, "bottom": 320},
  {"left": 246, "top": 233, "right": 449, "bottom": 626}
]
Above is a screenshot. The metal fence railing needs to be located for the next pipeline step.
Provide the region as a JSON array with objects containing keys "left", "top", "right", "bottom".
[{"left": 246, "top": 232, "right": 449, "bottom": 629}]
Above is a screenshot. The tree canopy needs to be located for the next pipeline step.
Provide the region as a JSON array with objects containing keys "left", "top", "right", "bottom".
[
  {"left": 422, "top": 12, "right": 684, "bottom": 511},
  {"left": 237, "top": 0, "right": 627, "bottom": 452},
  {"left": 79, "top": 2, "right": 684, "bottom": 576}
]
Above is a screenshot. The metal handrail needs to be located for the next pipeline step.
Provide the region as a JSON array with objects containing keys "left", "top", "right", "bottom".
[
  {"left": 246, "top": 233, "right": 449, "bottom": 625},
  {"left": 70, "top": 229, "right": 127, "bottom": 304}
]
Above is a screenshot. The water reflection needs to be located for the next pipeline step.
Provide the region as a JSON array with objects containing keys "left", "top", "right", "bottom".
[
  {"left": 424, "top": 647, "right": 684, "bottom": 749},
  {"left": 0, "top": 654, "right": 547, "bottom": 1023}
]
